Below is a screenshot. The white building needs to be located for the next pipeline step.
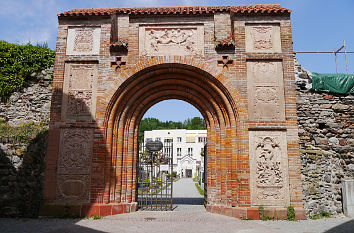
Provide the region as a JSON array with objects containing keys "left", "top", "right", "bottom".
[{"left": 144, "top": 129, "right": 207, "bottom": 178}]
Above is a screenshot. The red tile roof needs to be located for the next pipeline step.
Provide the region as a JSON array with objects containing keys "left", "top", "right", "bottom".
[{"left": 58, "top": 4, "right": 290, "bottom": 17}]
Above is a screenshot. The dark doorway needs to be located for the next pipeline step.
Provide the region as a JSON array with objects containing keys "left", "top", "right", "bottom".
[{"left": 185, "top": 169, "right": 192, "bottom": 178}]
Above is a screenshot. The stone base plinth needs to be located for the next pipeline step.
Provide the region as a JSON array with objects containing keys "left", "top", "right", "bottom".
[
  {"left": 39, "top": 202, "right": 137, "bottom": 217},
  {"left": 206, "top": 205, "right": 306, "bottom": 220}
]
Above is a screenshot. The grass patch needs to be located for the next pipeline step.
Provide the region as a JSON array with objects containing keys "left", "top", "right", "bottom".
[
  {"left": 194, "top": 182, "right": 204, "bottom": 196},
  {"left": 310, "top": 211, "right": 330, "bottom": 220},
  {"left": 0, "top": 120, "right": 48, "bottom": 145},
  {"left": 92, "top": 215, "right": 102, "bottom": 220}
]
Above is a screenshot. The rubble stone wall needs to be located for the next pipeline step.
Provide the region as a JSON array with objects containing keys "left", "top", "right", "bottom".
[
  {"left": 0, "top": 68, "right": 52, "bottom": 217},
  {"left": 295, "top": 59, "right": 354, "bottom": 217}
]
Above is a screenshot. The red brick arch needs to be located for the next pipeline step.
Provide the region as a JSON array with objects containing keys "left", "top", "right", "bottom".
[{"left": 99, "top": 57, "right": 250, "bottom": 210}]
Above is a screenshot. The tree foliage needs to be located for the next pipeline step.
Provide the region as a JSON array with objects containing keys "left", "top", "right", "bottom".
[
  {"left": 0, "top": 41, "right": 55, "bottom": 99},
  {"left": 139, "top": 117, "right": 206, "bottom": 142}
]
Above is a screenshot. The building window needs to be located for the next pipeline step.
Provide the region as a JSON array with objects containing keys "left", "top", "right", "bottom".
[
  {"left": 177, "top": 137, "right": 182, "bottom": 142},
  {"left": 164, "top": 147, "right": 171, "bottom": 156},
  {"left": 177, "top": 148, "right": 182, "bottom": 156},
  {"left": 198, "top": 137, "right": 207, "bottom": 143},
  {"left": 146, "top": 138, "right": 152, "bottom": 142},
  {"left": 188, "top": 148, "right": 193, "bottom": 156},
  {"left": 156, "top": 137, "right": 161, "bottom": 141},
  {"left": 164, "top": 138, "right": 173, "bottom": 143},
  {"left": 186, "top": 133, "right": 196, "bottom": 143}
]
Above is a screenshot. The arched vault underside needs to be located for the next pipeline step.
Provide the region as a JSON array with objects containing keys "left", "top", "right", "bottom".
[{"left": 104, "top": 64, "right": 245, "bottom": 207}]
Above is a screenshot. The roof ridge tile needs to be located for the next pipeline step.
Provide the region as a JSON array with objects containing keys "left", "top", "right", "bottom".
[{"left": 58, "top": 4, "right": 291, "bottom": 17}]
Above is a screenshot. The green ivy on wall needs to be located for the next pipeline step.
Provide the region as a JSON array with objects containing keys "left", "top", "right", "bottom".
[{"left": 0, "top": 41, "right": 55, "bottom": 99}]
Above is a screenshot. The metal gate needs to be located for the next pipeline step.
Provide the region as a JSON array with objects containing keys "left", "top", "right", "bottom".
[
  {"left": 137, "top": 141, "right": 173, "bottom": 210},
  {"left": 203, "top": 143, "right": 207, "bottom": 206}
]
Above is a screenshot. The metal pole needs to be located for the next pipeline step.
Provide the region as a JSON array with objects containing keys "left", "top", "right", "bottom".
[
  {"left": 335, "top": 52, "right": 338, "bottom": 74},
  {"left": 344, "top": 40, "right": 349, "bottom": 74}
]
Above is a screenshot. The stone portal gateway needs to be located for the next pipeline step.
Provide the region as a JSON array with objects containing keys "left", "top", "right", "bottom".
[{"left": 41, "top": 4, "right": 305, "bottom": 219}]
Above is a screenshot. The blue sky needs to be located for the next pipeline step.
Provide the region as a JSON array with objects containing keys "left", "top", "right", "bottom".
[{"left": 1, "top": 0, "right": 353, "bottom": 121}]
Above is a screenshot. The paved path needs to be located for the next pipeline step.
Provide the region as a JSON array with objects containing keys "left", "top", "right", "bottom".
[
  {"left": 1, "top": 212, "right": 353, "bottom": 233},
  {"left": 172, "top": 178, "right": 204, "bottom": 211},
  {"left": 1, "top": 179, "right": 354, "bottom": 233}
]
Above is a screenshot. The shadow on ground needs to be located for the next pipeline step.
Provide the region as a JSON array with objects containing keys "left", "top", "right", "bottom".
[
  {"left": 172, "top": 197, "right": 204, "bottom": 205},
  {"left": 325, "top": 219, "right": 354, "bottom": 233}
]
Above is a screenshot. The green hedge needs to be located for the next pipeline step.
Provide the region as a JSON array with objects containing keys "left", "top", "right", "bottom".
[{"left": 0, "top": 41, "right": 55, "bottom": 99}]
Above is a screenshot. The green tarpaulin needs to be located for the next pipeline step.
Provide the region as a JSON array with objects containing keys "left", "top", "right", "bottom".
[{"left": 312, "top": 73, "right": 354, "bottom": 94}]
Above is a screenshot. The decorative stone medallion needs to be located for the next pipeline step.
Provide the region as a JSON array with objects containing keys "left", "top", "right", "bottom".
[
  {"left": 249, "top": 131, "right": 290, "bottom": 207},
  {"left": 56, "top": 174, "right": 90, "bottom": 202},
  {"left": 245, "top": 24, "right": 281, "bottom": 53},
  {"left": 139, "top": 25, "right": 204, "bottom": 56},
  {"left": 66, "top": 27, "right": 101, "bottom": 55},
  {"left": 247, "top": 61, "right": 285, "bottom": 121}
]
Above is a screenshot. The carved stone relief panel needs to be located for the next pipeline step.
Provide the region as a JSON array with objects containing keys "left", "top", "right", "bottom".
[
  {"left": 249, "top": 131, "right": 290, "bottom": 207},
  {"left": 245, "top": 24, "right": 281, "bottom": 53},
  {"left": 66, "top": 27, "right": 101, "bottom": 55},
  {"left": 139, "top": 25, "right": 204, "bottom": 56},
  {"left": 56, "top": 174, "right": 90, "bottom": 202},
  {"left": 58, "top": 128, "right": 94, "bottom": 175},
  {"left": 56, "top": 128, "right": 93, "bottom": 202},
  {"left": 62, "top": 63, "right": 98, "bottom": 121},
  {"left": 247, "top": 61, "right": 285, "bottom": 121}
]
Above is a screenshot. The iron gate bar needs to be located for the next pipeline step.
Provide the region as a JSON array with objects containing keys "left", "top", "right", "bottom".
[{"left": 138, "top": 141, "right": 173, "bottom": 211}]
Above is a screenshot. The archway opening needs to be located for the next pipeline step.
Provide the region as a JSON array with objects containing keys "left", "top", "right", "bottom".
[
  {"left": 104, "top": 63, "right": 241, "bottom": 211},
  {"left": 138, "top": 100, "right": 207, "bottom": 211}
]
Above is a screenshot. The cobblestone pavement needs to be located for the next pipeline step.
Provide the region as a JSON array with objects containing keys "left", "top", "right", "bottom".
[{"left": 0, "top": 179, "right": 353, "bottom": 233}]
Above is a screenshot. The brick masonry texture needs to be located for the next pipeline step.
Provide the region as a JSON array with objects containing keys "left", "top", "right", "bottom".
[
  {"left": 1, "top": 26, "right": 351, "bottom": 218},
  {"left": 38, "top": 4, "right": 306, "bottom": 218}
]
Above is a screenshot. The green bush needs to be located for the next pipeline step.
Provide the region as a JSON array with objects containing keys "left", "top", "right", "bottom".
[
  {"left": 287, "top": 206, "right": 296, "bottom": 221},
  {"left": 0, "top": 41, "right": 55, "bottom": 99}
]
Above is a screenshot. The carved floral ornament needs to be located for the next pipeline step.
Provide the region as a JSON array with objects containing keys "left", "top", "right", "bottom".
[{"left": 255, "top": 136, "right": 283, "bottom": 188}]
